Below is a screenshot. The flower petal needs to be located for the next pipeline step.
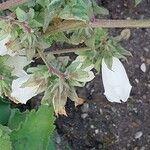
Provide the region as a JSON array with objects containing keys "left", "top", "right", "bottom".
[
  {"left": 102, "top": 57, "right": 132, "bottom": 103},
  {"left": 0, "top": 35, "right": 15, "bottom": 56},
  {"left": 10, "top": 75, "right": 40, "bottom": 104},
  {"left": 6, "top": 55, "right": 31, "bottom": 77}
]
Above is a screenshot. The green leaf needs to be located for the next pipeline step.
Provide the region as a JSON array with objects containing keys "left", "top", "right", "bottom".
[
  {"left": 104, "top": 56, "right": 113, "bottom": 70},
  {"left": 72, "top": 70, "right": 89, "bottom": 80},
  {"left": 16, "top": 7, "right": 28, "bottom": 22},
  {"left": 94, "top": 57, "right": 102, "bottom": 72},
  {"left": 36, "top": 0, "right": 49, "bottom": 7},
  {"left": 92, "top": 0, "right": 109, "bottom": 16},
  {"left": 29, "top": 19, "right": 43, "bottom": 28},
  {"left": 68, "top": 79, "right": 84, "bottom": 87},
  {"left": 8, "top": 109, "right": 29, "bottom": 130},
  {"left": 59, "top": 0, "right": 91, "bottom": 21},
  {"left": 0, "top": 31, "right": 8, "bottom": 41},
  {"left": 10, "top": 105, "right": 55, "bottom": 150},
  {"left": 47, "top": 138, "right": 56, "bottom": 150},
  {"left": 28, "top": 8, "right": 35, "bottom": 19},
  {"left": 0, "top": 97, "right": 11, "bottom": 125},
  {"left": 43, "top": 8, "right": 54, "bottom": 32},
  {"left": 66, "top": 61, "right": 81, "bottom": 73},
  {"left": 0, "top": 124, "right": 12, "bottom": 150}
]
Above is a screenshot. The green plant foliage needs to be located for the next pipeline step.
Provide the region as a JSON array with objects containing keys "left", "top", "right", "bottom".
[
  {"left": 0, "top": 124, "right": 12, "bottom": 150},
  {"left": 75, "top": 28, "right": 131, "bottom": 71},
  {"left": 91, "top": 0, "right": 109, "bottom": 16},
  {"left": 10, "top": 105, "right": 55, "bottom": 150},
  {"left": 0, "top": 97, "right": 11, "bottom": 125},
  {"left": 8, "top": 109, "right": 29, "bottom": 130},
  {"left": 0, "top": 0, "right": 131, "bottom": 119}
]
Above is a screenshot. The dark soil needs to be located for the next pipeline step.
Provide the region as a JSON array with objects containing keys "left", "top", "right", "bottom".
[{"left": 55, "top": 0, "right": 150, "bottom": 150}]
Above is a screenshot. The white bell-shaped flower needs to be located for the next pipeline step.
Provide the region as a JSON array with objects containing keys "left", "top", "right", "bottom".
[
  {"left": 10, "top": 75, "right": 41, "bottom": 104},
  {"left": 0, "top": 35, "right": 15, "bottom": 56},
  {"left": 102, "top": 57, "right": 132, "bottom": 103}
]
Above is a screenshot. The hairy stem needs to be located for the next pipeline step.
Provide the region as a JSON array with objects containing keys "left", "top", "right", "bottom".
[
  {"left": 37, "top": 49, "right": 67, "bottom": 79},
  {"left": 44, "top": 19, "right": 150, "bottom": 36},
  {"left": 0, "top": 0, "right": 28, "bottom": 10},
  {"left": 90, "top": 19, "right": 150, "bottom": 28}
]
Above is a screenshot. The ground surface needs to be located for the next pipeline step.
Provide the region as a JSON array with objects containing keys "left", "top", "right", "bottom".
[{"left": 55, "top": 0, "right": 150, "bottom": 150}]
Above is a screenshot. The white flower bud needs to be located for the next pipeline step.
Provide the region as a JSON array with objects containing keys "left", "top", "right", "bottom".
[{"left": 102, "top": 57, "right": 132, "bottom": 103}]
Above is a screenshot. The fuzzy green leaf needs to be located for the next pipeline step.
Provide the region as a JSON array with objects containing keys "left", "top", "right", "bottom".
[
  {"left": 92, "top": 0, "right": 109, "bottom": 16},
  {"left": 0, "top": 124, "right": 12, "bottom": 150},
  {"left": 10, "top": 105, "right": 55, "bottom": 150},
  {"left": 8, "top": 109, "right": 29, "bottom": 130},
  {"left": 16, "top": 7, "right": 28, "bottom": 22}
]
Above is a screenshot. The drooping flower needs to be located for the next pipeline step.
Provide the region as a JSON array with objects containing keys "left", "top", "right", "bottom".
[
  {"left": 102, "top": 57, "right": 132, "bottom": 103},
  {"left": 10, "top": 74, "right": 44, "bottom": 104}
]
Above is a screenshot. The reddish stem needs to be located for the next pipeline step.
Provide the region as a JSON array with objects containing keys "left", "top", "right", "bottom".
[{"left": 0, "top": 0, "right": 28, "bottom": 10}]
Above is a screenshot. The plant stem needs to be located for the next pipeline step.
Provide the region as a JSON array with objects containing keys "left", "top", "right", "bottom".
[
  {"left": 90, "top": 19, "right": 150, "bottom": 28},
  {"left": 0, "top": 0, "right": 28, "bottom": 10},
  {"left": 44, "top": 19, "right": 150, "bottom": 35},
  {"left": 37, "top": 49, "right": 67, "bottom": 79},
  {"left": 49, "top": 47, "right": 91, "bottom": 54}
]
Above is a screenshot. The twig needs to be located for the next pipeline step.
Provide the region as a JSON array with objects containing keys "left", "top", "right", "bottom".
[
  {"left": 0, "top": 0, "right": 28, "bottom": 10},
  {"left": 90, "top": 19, "right": 150, "bottom": 28},
  {"left": 49, "top": 47, "right": 91, "bottom": 54},
  {"left": 37, "top": 49, "right": 67, "bottom": 79}
]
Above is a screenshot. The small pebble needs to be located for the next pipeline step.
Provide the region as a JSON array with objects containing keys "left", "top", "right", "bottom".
[
  {"left": 81, "top": 103, "right": 89, "bottom": 113},
  {"left": 135, "top": 78, "right": 139, "bottom": 83},
  {"left": 143, "top": 95, "right": 146, "bottom": 100},
  {"left": 98, "top": 144, "right": 103, "bottom": 149},
  {"left": 134, "top": 147, "right": 138, "bottom": 150},
  {"left": 56, "top": 135, "right": 61, "bottom": 144},
  {"left": 90, "top": 125, "right": 94, "bottom": 129},
  {"left": 143, "top": 47, "right": 149, "bottom": 52},
  {"left": 135, "top": 64, "right": 139, "bottom": 68},
  {"left": 90, "top": 89, "right": 95, "bottom": 95},
  {"left": 140, "top": 147, "right": 145, "bottom": 150},
  {"left": 99, "top": 108, "right": 103, "bottom": 114},
  {"left": 146, "top": 58, "right": 150, "bottom": 65},
  {"left": 140, "top": 63, "right": 146, "bottom": 72},
  {"left": 95, "top": 129, "right": 99, "bottom": 134},
  {"left": 81, "top": 113, "right": 88, "bottom": 119},
  {"left": 135, "top": 131, "right": 143, "bottom": 139}
]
